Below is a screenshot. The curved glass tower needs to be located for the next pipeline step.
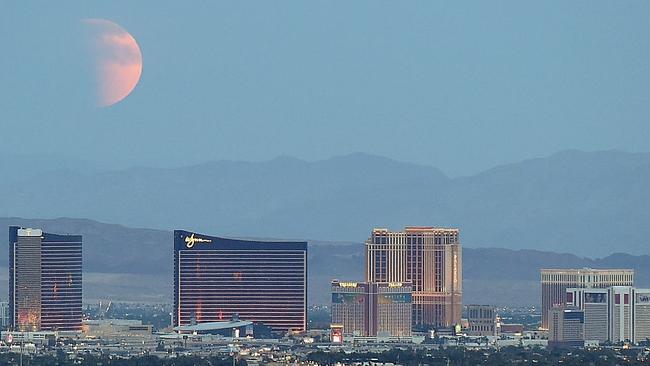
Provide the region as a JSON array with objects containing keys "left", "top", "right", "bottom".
[{"left": 174, "top": 230, "right": 307, "bottom": 333}]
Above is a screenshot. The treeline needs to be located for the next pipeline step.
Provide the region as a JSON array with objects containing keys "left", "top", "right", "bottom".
[
  {"left": 305, "top": 347, "right": 648, "bottom": 366},
  {"left": 2, "top": 347, "right": 647, "bottom": 366},
  {"left": 0, "top": 353, "right": 247, "bottom": 366}
]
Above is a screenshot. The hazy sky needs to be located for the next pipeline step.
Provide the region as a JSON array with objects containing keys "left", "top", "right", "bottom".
[{"left": 1, "top": 1, "right": 648, "bottom": 176}]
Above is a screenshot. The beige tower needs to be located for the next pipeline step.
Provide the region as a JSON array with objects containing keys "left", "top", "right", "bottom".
[
  {"left": 540, "top": 268, "right": 634, "bottom": 329},
  {"left": 365, "top": 226, "right": 462, "bottom": 328}
]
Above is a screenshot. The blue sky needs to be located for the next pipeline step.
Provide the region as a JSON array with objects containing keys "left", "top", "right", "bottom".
[{"left": 1, "top": 1, "right": 648, "bottom": 176}]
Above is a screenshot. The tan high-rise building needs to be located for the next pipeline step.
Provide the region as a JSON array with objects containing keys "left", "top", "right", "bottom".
[
  {"left": 365, "top": 227, "right": 462, "bottom": 328},
  {"left": 540, "top": 268, "right": 634, "bottom": 329}
]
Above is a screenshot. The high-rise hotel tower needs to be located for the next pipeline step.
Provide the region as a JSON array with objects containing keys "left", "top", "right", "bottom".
[
  {"left": 540, "top": 268, "right": 634, "bottom": 329},
  {"left": 365, "top": 227, "right": 462, "bottom": 328},
  {"left": 9, "top": 227, "right": 82, "bottom": 332},
  {"left": 174, "top": 230, "right": 307, "bottom": 333}
]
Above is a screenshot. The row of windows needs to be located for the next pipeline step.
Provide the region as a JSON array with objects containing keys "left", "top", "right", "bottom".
[
  {"left": 179, "top": 283, "right": 304, "bottom": 288},
  {"left": 179, "top": 266, "right": 304, "bottom": 272},
  {"left": 179, "top": 278, "right": 304, "bottom": 284},
  {"left": 178, "top": 315, "right": 305, "bottom": 322},
  {"left": 41, "top": 284, "right": 82, "bottom": 288},
  {"left": 40, "top": 259, "right": 81, "bottom": 263},
  {"left": 41, "top": 294, "right": 81, "bottom": 307},
  {"left": 179, "top": 249, "right": 304, "bottom": 254},
  {"left": 179, "top": 275, "right": 303, "bottom": 281},
  {"left": 178, "top": 314, "right": 304, "bottom": 320},
  {"left": 179, "top": 308, "right": 304, "bottom": 314},
  {"left": 179, "top": 256, "right": 305, "bottom": 261},
  {"left": 179, "top": 287, "right": 303, "bottom": 291},
  {"left": 41, "top": 288, "right": 81, "bottom": 292},
  {"left": 542, "top": 273, "right": 634, "bottom": 283},
  {"left": 41, "top": 297, "right": 82, "bottom": 301},
  {"left": 179, "top": 303, "right": 303, "bottom": 308},
  {"left": 179, "top": 278, "right": 303, "bottom": 283},
  {"left": 40, "top": 249, "right": 81, "bottom": 253},
  {"left": 41, "top": 280, "right": 81, "bottom": 284},
  {"left": 179, "top": 255, "right": 305, "bottom": 260},
  {"left": 180, "top": 299, "right": 302, "bottom": 304},
  {"left": 179, "top": 268, "right": 305, "bottom": 274},
  {"left": 178, "top": 315, "right": 304, "bottom": 320},
  {"left": 179, "top": 253, "right": 305, "bottom": 259}
]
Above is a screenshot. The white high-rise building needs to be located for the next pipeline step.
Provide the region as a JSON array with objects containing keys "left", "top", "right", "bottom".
[
  {"left": 567, "top": 286, "right": 650, "bottom": 344},
  {"left": 566, "top": 288, "right": 608, "bottom": 343},
  {"left": 610, "top": 286, "right": 634, "bottom": 343},
  {"left": 634, "top": 288, "right": 650, "bottom": 343}
]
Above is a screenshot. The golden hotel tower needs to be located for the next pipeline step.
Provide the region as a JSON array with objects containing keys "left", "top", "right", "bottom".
[{"left": 365, "top": 227, "right": 462, "bottom": 328}]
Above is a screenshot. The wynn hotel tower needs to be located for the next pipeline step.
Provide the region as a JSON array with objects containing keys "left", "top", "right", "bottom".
[
  {"left": 365, "top": 226, "right": 462, "bottom": 328},
  {"left": 174, "top": 230, "right": 307, "bottom": 333}
]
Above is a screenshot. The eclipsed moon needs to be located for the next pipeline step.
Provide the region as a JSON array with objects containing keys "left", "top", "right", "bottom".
[{"left": 82, "top": 18, "right": 143, "bottom": 107}]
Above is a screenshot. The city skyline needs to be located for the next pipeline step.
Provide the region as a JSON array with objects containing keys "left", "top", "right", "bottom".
[
  {"left": 1, "top": 1, "right": 649, "bottom": 362},
  {"left": 2, "top": 223, "right": 650, "bottom": 362}
]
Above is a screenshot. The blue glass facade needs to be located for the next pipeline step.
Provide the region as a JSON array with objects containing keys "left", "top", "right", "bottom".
[
  {"left": 173, "top": 230, "right": 307, "bottom": 332},
  {"left": 9, "top": 227, "right": 82, "bottom": 331}
]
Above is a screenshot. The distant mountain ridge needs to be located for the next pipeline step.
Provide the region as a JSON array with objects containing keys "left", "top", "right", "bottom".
[
  {"left": 3, "top": 149, "right": 650, "bottom": 256},
  {"left": 1, "top": 217, "right": 650, "bottom": 306}
]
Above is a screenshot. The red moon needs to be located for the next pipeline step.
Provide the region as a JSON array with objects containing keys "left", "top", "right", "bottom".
[{"left": 82, "top": 18, "right": 143, "bottom": 107}]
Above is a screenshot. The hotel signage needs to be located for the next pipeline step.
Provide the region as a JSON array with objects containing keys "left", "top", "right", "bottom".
[
  {"left": 584, "top": 292, "right": 606, "bottom": 304},
  {"left": 338, "top": 282, "right": 358, "bottom": 288},
  {"left": 184, "top": 233, "right": 212, "bottom": 248},
  {"left": 637, "top": 294, "right": 650, "bottom": 303}
]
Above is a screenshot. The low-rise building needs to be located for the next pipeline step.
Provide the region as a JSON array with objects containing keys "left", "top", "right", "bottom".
[
  {"left": 466, "top": 305, "right": 496, "bottom": 336},
  {"left": 331, "top": 280, "right": 412, "bottom": 338},
  {"left": 83, "top": 319, "right": 153, "bottom": 337}
]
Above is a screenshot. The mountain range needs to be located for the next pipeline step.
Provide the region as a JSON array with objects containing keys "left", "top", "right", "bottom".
[
  {"left": 1, "top": 217, "right": 649, "bottom": 306},
  {"left": 2, "top": 150, "right": 650, "bottom": 305},
  {"left": 3, "top": 149, "right": 650, "bottom": 257}
]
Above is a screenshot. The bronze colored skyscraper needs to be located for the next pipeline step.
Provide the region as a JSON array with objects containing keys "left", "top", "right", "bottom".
[
  {"left": 9, "top": 227, "right": 83, "bottom": 332},
  {"left": 365, "top": 227, "right": 462, "bottom": 328}
]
